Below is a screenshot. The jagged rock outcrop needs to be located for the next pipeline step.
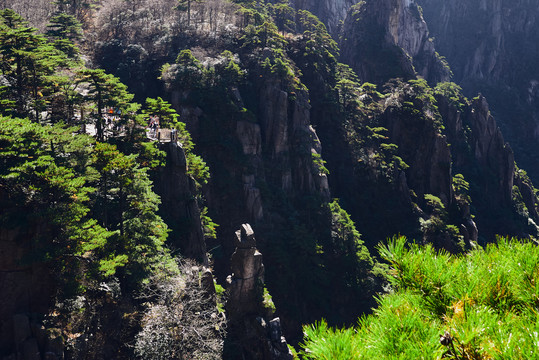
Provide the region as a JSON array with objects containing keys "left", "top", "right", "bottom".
[
  {"left": 382, "top": 99, "right": 453, "bottom": 205},
  {"left": 227, "top": 224, "right": 264, "bottom": 317},
  {"left": 257, "top": 79, "right": 330, "bottom": 199},
  {"left": 467, "top": 96, "right": 515, "bottom": 205},
  {"left": 290, "top": 0, "right": 355, "bottom": 35},
  {"left": 173, "top": 75, "right": 330, "bottom": 236},
  {"left": 225, "top": 224, "right": 293, "bottom": 360},
  {"left": 154, "top": 141, "right": 208, "bottom": 264},
  {"left": 441, "top": 95, "right": 515, "bottom": 208},
  {"left": 417, "top": 0, "right": 539, "bottom": 181},
  {"left": 437, "top": 92, "right": 539, "bottom": 240},
  {"left": 378, "top": 87, "right": 481, "bottom": 251},
  {"left": 340, "top": 0, "right": 451, "bottom": 85}
]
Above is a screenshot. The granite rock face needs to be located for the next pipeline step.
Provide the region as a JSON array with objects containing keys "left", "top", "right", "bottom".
[
  {"left": 340, "top": 0, "right": 451, "bottom": 85},
  {"left": 418, "top": 0, "right": 539, "bottom": 181},
  {"left": 154, "top": 141, "right": 208, "bottom": 264},
  {"left": 377, "top": 87, "right": 479, "bottom": 251},
  {"left": 382, "top": 97, "right": 453, "bottom": 206},
  {"left": 226, "top": 224, "right": 293, "bottom": 360},
  {"left": 467, "top": 96, "right": 515, "bottom": 206},
  {"left": 257, "top": 79, "right": 330, "bottom": 199},
  {"left": 441, "top": 95, "right": 515, "bottom": 207},
  {"left": 436, "top": 92, "right": 539, "bottom": 240},
  {"left": 290, "top": 0, "right": 355, "bottom": 35}
]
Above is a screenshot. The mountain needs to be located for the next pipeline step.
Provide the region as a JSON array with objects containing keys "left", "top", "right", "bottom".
[
  {"left": 339, "top": 0, "right": 451, "bottom": 85},
  {"left": 0, "top": 0, "right": 538, "bottom": 359},
  {"left": 417, "top": 0, "right": 539, "bottom": 182}
]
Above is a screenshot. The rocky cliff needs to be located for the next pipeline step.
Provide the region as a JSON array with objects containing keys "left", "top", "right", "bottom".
[
  {"left": 339, "top": 0, "right": 451, "bottom": 85},
  {"left": 438, "top": 90, "right": 539, "bottom": 241},
  {"left": 289, "top": 0, "right": 354, "bottom": 35},
  {"left": 417, "top": 0, "right": 539, "bottom": 181},
  {"left": 225, "top": 224, "right": 293, "bottom": 359},
  {"left": 154, "top": 141, "right": 208, "bottom": 264}
]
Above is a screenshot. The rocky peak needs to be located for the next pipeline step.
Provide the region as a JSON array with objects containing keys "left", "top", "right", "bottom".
[
  {"left": 437, "top": 92, "right": 527, "bottom": 240},
  {"left": 340, "top": 0, "right": 451, "bottom": 85},
  {"left": 417, "top": 0, "right": 539, "bottom": 182},
  {"left": 227, "top": 223, "right": 263, "bottom": 316},
  {"left": 226, "top": 224, "right": 293, "bottom": 360},
  {"left": 468, "top": 95, "right": 515, "bottom": 206}
]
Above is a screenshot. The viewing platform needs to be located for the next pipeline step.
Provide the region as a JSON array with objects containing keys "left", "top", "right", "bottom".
[{"left": 146, "top": 128, "right": 180, "bottom": 144}]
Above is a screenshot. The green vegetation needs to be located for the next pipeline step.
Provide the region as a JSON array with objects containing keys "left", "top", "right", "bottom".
[
  {"left": 327, "top": 200, "right": 373, "bottom": 289},
  {"left": 0, "top": 3, "right": 218, "bottom": 335},
  {"left": 302, "top": 236, "right": 539, "bottom": 359},
  {"left": 420, "top": 194, "right": 463, "bottom": 249},
  {"left": 452, "top": 173, "right": 471, "bottom": 206},
  {"left": 77, "top": 68, "right": 134, "bottom": 140},
  {"left": 3, "top": 2, "right": 539, "bottom": 358},
  {"left": 46, "top": 12, "right": 82, "bottom": 57},
  {"left": 0, "top": 9, "right": 72, "bottom": 120},
  {"left": 262, "top": 286, "right": 276, "bottom": 314},
  {"left": 269, "top": 0, "right": 295, "bottom": 34},
  {"left": 0, "top": 115, "right": 172, "bottom": 289},
  {"left": 143, "top": 97, "right": 180, "bottom": 128},
  {"left": 434, "top": 82, "right": 465, "bottom": 110}
]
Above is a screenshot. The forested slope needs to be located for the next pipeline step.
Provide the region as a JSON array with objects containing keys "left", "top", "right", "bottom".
[{"left": 0, "top": 0, "right": 538, "bottom": 359}]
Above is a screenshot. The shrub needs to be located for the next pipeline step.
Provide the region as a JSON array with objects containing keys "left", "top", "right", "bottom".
[
  {"left": 301, "top": 236, "right": 539, "bottom": 359},
  {"left": 135, "top": 259, "right": 225, "bottom": 359}
]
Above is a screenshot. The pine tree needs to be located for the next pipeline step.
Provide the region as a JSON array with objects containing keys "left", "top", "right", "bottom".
[
  {"left": 76, "top": 68, "right": 133, "bottom": 141},
  {"left": 0, "top": 10, "right": 68, "bottom": 120},
  {"left": 176, "top": 0, "right": 203, "bottom": 27},
  {"left": 0, "top": 8, "right": 27, "bottom": 28},
  {"left": 0, "top": 11, "right": 42, "bottom": 117},
  {"left": 270, "top": 0, "right": 296, "bottom": 34},
  {"left": 143, "top": 97, "right": 179, "bottom": 129},
  {"left": 0, "top": 115, "right": 99, "bottom": 287},
  {"left": 46, "top": 12, "right": 83, "bottom": 58},
  {"left": 91, "top": 142, "right": 169, "bottom": 286}
]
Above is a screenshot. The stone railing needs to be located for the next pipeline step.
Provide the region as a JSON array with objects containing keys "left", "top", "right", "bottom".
[{"left": 147, "top": 128, "right": 179, "bottom": 143}]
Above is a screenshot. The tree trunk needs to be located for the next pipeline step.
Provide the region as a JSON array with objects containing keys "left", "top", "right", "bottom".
[{"left": 96, "top": 89, "right": 103, "bottom": 141}]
